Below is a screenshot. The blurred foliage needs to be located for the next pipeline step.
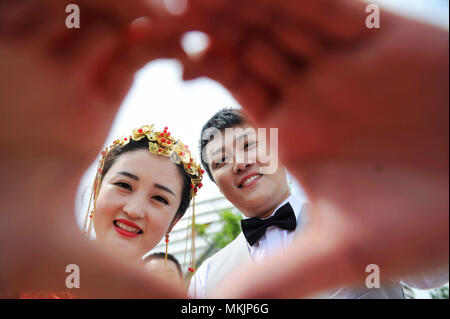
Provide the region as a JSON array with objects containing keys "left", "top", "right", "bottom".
[
  {"left": 196, "top": 209, "right": 242, "bottom": 249},
  {"left": 430, "top": 286, "right": 449, "bottom": 299},
  {"left": 195, "top": 223, "right": 209, "bottom": 237},
  {"left": 210, "top": 210, "right": 243, "bottom": 249}
]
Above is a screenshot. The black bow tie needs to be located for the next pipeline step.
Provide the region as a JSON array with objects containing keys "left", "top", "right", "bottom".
[{"left": 241, "top": 202, "right": 297, "bottom": 246}]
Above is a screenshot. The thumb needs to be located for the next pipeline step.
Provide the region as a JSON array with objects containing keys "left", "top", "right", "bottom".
[{"left": 214, "top": 224, "right": 362, "bottom": 298}]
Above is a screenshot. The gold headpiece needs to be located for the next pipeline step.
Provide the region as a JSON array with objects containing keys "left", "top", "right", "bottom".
[
  {"left": 83, "top": 124, "right": 204, "bottom": 235},
  {"left": 111, "top": 124, "right": 204, "bottom": 193}
]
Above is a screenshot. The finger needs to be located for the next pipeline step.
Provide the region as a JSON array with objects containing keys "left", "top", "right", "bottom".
[
  {"left": 215, "top": 178, "right": 448, "bottom": 299},
  {"left": 182, "top": 39, "right": 240, "bottom": 85},
  {"left": 182, "top": 45, "right": 275, "bottom": 123},
  {"left": 224, "top": 0, "right": 271, "bottom": 27},
  {"left": 270, "top": 21, "right": 325, "bottom": 62},
  {"left": 126, "top": 16, "right": 188, "bottom": 68},
  {"left": 186, "top": 0, "right": 229, "bottom": 14},
  {"left": 76, "top": 0, "right": 167, "bottom": 23},
  {"left": 253, "top": 0, "right": 369, "bottom": 42},
  {"left": 0, "top": 0, "right": 175, "bottom": 50},
  {"left": 189, "top": 0, "right": 369, "bottom": 45},
  {"left": 0, "top": 1, "right": 67, "bottom": 49},
  {"left": 70, "top": 25, "right": 132, "bottom": 106},
  {"left": 0, "top": 0, "right": 50, "bottom": 40},
  {"left": 241, "top": 37, "right": 296, "bottom": 88},
  {"left": 239, "top": 163, "right": 449, "bottom": 299},
  {"left": 1, "top": 224, "right": 186, "bottom": 298},
  {"left": 214, "top": 222, "right": 364, "bottom": 298}
]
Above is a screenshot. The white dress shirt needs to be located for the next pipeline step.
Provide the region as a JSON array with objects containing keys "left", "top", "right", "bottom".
[{"left": 188, "top": 193, "right": 306, "bottom": 298}]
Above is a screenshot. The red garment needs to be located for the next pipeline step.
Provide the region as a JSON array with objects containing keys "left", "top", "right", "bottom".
[{"left": 19, "top": 291, "right": 77, "bottom": 299}]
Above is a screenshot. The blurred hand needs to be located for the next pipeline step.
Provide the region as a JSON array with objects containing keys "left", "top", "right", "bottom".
[
  {"left": 1, "top": 0, "right": 448, "bottom": 298},
  {"left": 176, "top": 0, "right": 449, "bottom": 298},
  {"left": 0, "top": 0, "right": 186, "bottom": 160},
  {"left": 0, "top": 0, "right": 187, "bottom": 298}
]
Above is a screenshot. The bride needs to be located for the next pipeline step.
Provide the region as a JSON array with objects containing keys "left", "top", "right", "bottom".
[{"left": 84, "top": 124, "right": 203, "bottom": 263}]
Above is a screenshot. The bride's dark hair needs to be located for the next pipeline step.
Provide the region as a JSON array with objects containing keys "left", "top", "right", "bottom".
[{"left": 100, "top": 137, "right": 193, "bottom": 224}]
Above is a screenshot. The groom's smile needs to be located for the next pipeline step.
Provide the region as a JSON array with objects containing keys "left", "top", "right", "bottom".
[
  {"left": 204, "top": 122, "right": 291, "bottom": 219},
  {"left": 237, "top": 172, "right": 264, "bottom": 189}
]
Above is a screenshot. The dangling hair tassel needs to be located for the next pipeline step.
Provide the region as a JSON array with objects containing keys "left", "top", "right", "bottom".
[
  {"left": 189, "top": 189, "right": 197, "bottom": 297},
  {"left": 164, "top": 233, "right": 170, "bottom": 268},
  {"left": 83, "top": 147, "right": 107, "bottom": 237}
]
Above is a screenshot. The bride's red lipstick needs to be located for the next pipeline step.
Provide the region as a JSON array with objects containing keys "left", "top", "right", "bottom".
[{"left": 113, "top": 219, "right": 143, "bottom": 238}]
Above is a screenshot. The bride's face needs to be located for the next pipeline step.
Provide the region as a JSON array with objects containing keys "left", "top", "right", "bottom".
[{"left": 93, "top": 149, "right": 184, "bottom": 259}]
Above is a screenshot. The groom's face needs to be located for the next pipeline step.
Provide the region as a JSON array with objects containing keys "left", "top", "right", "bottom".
[{"left": 204, "top": 123, "right": 290, "bottom": 218}]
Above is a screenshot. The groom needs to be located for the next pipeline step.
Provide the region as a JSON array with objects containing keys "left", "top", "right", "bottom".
[{"left": 189, "top": 108, "right": 411, "bottom": 299}]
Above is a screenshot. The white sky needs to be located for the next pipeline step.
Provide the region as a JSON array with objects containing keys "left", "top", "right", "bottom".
[
  {"left": 74, "top": 0, "right": 448, "bottom": 298},
  {"left": 367, "top": 0, "right": 449, "bottom": 29}
]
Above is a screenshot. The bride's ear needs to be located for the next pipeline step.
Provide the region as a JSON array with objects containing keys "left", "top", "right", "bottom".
[{"left": 167, "top": 215, "right": 182, "bottom": 233}]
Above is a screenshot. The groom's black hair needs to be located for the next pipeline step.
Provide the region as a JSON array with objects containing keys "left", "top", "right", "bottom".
[{"left": 199, "top": 108, "right": 245, "bottom": 182}]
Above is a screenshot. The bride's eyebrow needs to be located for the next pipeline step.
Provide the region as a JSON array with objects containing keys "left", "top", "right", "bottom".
[
  {"left": 154, "top": 183, "right": 175, "bottom": 197},
  {"left": 117, "top": 171, "right": 139, "bottom": 181},
  {"left": 116, "top": 172, "right": 175, "bottom": 196}
]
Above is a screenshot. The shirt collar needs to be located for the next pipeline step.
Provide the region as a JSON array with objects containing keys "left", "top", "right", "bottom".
[
  {"left": 256, "top": 193, "right": 305, "bottom": 224},
  {"left": 243, "top": 193, "right": 307, "bottom": 252}
]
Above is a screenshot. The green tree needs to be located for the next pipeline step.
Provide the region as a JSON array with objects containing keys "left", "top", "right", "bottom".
[
  {"left": 210, "top": 210, "right": 242, "bottom": 249},
  {"left": 430, "top": 286, "right": 449, "bottom": 299}
]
